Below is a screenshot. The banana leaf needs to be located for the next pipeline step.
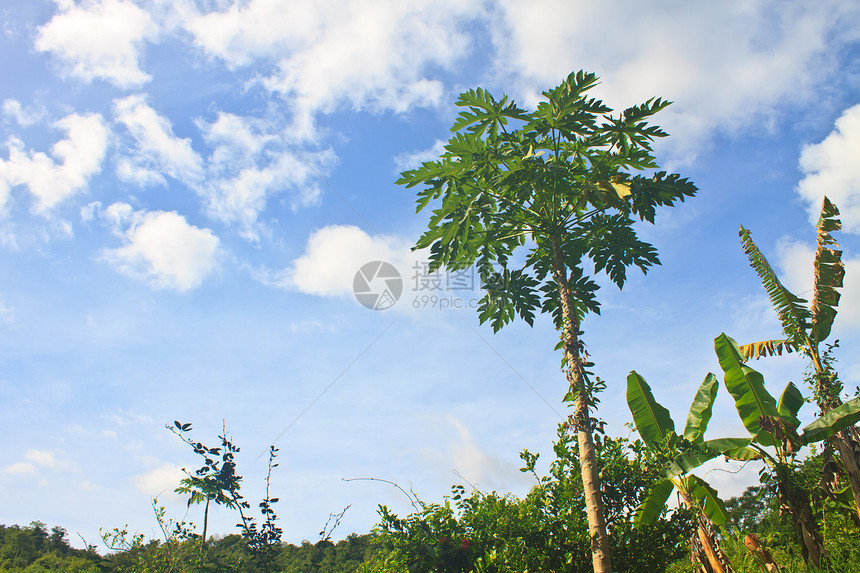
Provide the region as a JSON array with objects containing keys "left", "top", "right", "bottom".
[
  {"left": 777, "top": 381, "right": 804, "bottom": 429},
  {"left": 627, "top": 370, "right": 676, "bottom": 448},
  {"left": 801, "top": 396, "right": 860, "bottom": 444},
  {"left": 633, "top": 478, "right": 674, "bottom": 526},
  {"left": 739, "top": 226, "right": 811, "bottom": 346},
  {"left": 683, "top": 373, "right": 718, "bottom": 442},
  {"left": 714, "top": 334, "right": 780, "bottom": 446},
  {"left": 812, "top": 197, "right": 843, "bottom": 345},
  {"left": 679, "top": 475, "right": 729, "bottom": 526},
  {"left": 666, "top": 438, "right": 757, "bottom": 479},
  {"left": 738, "top": 339, "right": 798, "bottom": 361}
]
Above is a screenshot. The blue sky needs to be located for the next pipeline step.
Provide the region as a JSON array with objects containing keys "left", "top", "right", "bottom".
[{"left": 2, "top": 0, "right": 860, "bottom": 549}]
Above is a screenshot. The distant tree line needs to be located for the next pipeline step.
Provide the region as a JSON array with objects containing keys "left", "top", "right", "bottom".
[{"left": 0, "top": 522, "right": 373, "bottom": 572}]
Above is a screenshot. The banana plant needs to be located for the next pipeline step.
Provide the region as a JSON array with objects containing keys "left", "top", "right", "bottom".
[
  {"left": 738, "top": 196, "right": 860, "bottom": 517},
  {"left": 626, "top": 371, "right": 748, "bottom": 573},
  {"left": 715, "top": 333, "right": 860, "bottom": 569}
]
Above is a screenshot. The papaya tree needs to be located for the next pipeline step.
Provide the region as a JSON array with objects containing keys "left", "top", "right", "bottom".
[
  {"left": 714, "top": 333, "right": 860, "bottom": 569},
  {"left": 626, "top": 370, "right": 756, "bottom": 573},
  {"left": 397, "top": 70, "right": 697, "bottom": 573},
  {"left": 738, "top": 197, "right": 860, "bottom": 516}
]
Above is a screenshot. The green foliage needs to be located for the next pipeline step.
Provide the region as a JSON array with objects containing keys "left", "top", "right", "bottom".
[
  {"left": 0, "top": 522, "right": 105, "bottom": 572},
  {"left": 714, "top": 334, "right": 860, "bottom": 452},
  {"left": 365, "top": 425, "right": 694, "bottom": 573},
  {"left": 167, "top": 420, "right": 283, "bottom": 567},
  {"left": 714, "top": 334, "right": 782, "bottom": 447},
  {"left": 682, "top": 374, "right": 719, "bottom": 443},
  {"left": 624, "top": 371, "right": 739, "bottom": 531},
  {"left": 398, "top": 69, "right": 696, "bottom": 333}
]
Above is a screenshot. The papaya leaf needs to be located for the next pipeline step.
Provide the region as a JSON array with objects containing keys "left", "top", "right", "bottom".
[
  {"left": 626, "top": 371, "right": 676, "bottom": 448},
  {"left": 801, "top": 396, "right": 860, "bottom": 444},
  {"left": 739, "top": 226, "right": 811, "bottom": 345},
  {"left": 812, "top": 196, "right": 844, "bottom": 345},
  {"left": 683, "top": 373, "right": 719, "bottom": 442},
  {"left": 715, "top": 334, "right": 781, "bottom": 447},
  {"left": 777, "top": 382, "right": 804, "bottom": 429},
  {"left": 634, "top": 479, "right": 674, "bottom": 526}
]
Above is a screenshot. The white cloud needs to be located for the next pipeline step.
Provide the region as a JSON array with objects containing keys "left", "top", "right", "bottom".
[
  {"left": 422, "top": 416, "right": 531, "bottom": 491},
  {"left": 196, "top": 112, "right": 334, "bottom": 239},
  {"left": 776, "top": 238, "right": 860, "bottom": 330},
  {"left": 184, "top": 0, "right": 484, "bottom": 139},
  {"left": 0, "top": 112, "right": 108, "bottom": 214},
  {"left": 2, "top": 99, "right": 45, "bottom": 127},
  {"left": 491, "top": 0, "right": 860, "bottom": 162},
  {"left": 797, "top": 104, "right": 860, "bottom": 233},
  {"left": 289, "top": 320, "right": 336, "bottom": 333},
  {"left": 36, "top": 0, "right": 159, "bottom": 88},
  {"left": 113, "top": 94, "right": 204, "bottom": 187},
  {"left": 3, "top": 462, "right": 37, "bottom": 475},
  {"left": 97, "top": 202, "right": 221, "bottom": 291},
  {"left": 132, "top": 463, "right": 183, "bottom": 496},
  {"left": 280, "top": 224, "right": 414, "bottom": 297},
  {"left": 0, "top": 299, "right": 13, "bottom": 324},
  {"left": 393, "top": 139, "right": 447, "bottom": 174},
  {"left": 2, "top": 449, "right": 61, "bottom": 477},
  {"left": 24, "top": 450, "right": 58, "bottom": 467}
]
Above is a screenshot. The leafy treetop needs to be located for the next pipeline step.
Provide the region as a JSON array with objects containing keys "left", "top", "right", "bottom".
[{"left": 397, "top": 70, "right": 697, "bottom": 332}]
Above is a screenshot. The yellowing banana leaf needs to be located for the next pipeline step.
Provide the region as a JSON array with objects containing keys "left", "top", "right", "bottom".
[
  {"left": 738, "top": 339, "right": 798, "bottom": 361},
  {"left": 812, "top": 196, "right": 844, "bottom": 345}
]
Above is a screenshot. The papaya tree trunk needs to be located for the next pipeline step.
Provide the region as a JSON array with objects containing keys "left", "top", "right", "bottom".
[
  {"left": 552, "top": 237, "right": 612, "bottom": 573},
  {"left": 202, "top": 497, "right": 210, "bottom": 548}
]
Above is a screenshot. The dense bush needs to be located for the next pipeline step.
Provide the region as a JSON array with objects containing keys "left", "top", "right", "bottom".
[{"left": 364, "top": 422, "right": 694, "bottom": 573}]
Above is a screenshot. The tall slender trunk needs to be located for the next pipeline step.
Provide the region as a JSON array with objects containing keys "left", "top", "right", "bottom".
[
  {"left": 551, "top": 236, "right": 612, "bottom": 573},
  {"left": 202, "top": 498, "right": 210, "bottom": 548}
]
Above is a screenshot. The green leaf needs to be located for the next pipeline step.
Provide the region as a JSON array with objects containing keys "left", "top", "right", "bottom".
[
  {"left": 678, "top": 475, "right": 729, "bottom": 526},
  {"left": 703, "top": 438, "right": 760, "bottom": 461},
  {"left": 665, "top": 438, "right": 756, "bottom": 479},
  {"left": 811, "top": 196, "right": 844, "bottom": 344},
  {"left": 714, "top": 334, "right": 781, "bottom": 446},
  {"left": 633, "top": 479, "right": 674, "bottom": 526},
  {"left": 629, "top": 172, "right": 697, "bottom": 224},
  {"left": 738, "top": 226, "right": 811, "bottom": 345},
  {"left": 777, "top": 382, "right": 804, "bottom": 429},
  {"left": 579, "top": 213, "right": 660, "bottom": 287},
  {"left": 801, "top": 396, "right": 860, "bottom": 444},
  {"left": 683, "top": 373, "right": 719, "bottom": 442},
  {"left": 626, "top": 371, "right": 676, "bottom": 448}
]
